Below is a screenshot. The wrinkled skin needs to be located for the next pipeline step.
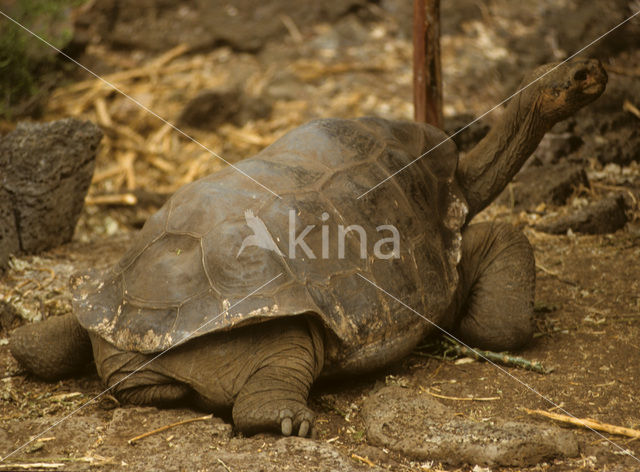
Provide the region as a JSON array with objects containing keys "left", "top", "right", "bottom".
[{"left": 10, "top": 59, "right": 607, "bottom": 437}]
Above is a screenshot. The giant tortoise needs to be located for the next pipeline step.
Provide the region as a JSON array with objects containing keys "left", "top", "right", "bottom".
[{"left": 10, "top": 59, "right": 607, "bottom": 437}]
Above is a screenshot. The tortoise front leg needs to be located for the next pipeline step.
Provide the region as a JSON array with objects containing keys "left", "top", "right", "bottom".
[
  {"left": 452, "top": 222, "right": 535, "bottom": 351},
  {"left": 10, "top": 313, "right": 93, "bottom": 380},
  {"left": 232, "top": 316, "right": 324, "bottom": 437}
]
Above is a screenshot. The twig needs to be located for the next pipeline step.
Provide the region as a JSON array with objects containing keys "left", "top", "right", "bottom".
[
  {"left": 49, "top": 392, "right": 82, "bottom": 402},
  {"left": 279, "top": 14, "right": 303, "bottom": 43},
  {"left": 92, "top": 165, "right": 125, "bottom": 184},
  {"left": 291, "top": 62, "right": 386, "bottom": 81},
  {"left": 421, "top": 387, "right": 500, "bottom": 401},
  {"left": 70, "top": 83, "right": 110, "bottom": 115},
  {"left": 523, "top": 408, "right": 640, "bottom": 439},
  {"left": 427, "top": 362, "right": 443, "bottom": 380},
  {"left": 127, "top": 414, "right": 212, "bottom": 444},
  {"left": 0, "top": 463, "right": 64, "bottom": 470},
  {"left": 100, "top": 122, "right": 146, "bottom": 146},
  {"left": 118, "top": 151, "right": 137, "bottom": 190},
  {"left": 217, "top": 458, "right": 232, "bottom": 472},
  {"left": 94, "top": 97, "right": 113, "bottom": 127},
  {"left": 591, "top": 182, "right": 638, "bottom": 207},
  {"left": 442, "top": 336, "right": 550, "bottom": 374},
  {"left": 623, "top": 99, "right": 640, "bottom": 120},
  {"left": 148, "top": 122, "right": 173, "bottom": 148},
  {"left": 85, "top": 193, "right": 138, "bottom": 206},
  {"left": 351, "top": 454, "right": 376, "bottom": 467},
  {"left": 536, "top": 262, "right": 560, "bottom": 277},
  {"left": 535, "top": 263, "right": 578, "bottom": 286},
  {"left": 149, "top": 43, "right": 191, "bottom": 69},
  {"left": 144, "top": 155, "right": 176, "bottom": 173}
]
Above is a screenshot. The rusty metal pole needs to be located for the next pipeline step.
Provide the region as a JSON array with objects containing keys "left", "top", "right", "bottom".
[{"left": 413, "top": 0, "right": 443, "bottom": 127}]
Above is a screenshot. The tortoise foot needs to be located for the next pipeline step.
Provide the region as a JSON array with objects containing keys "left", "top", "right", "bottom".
[
  {"left": 9, "top": 313, "right": 92, "bottom": 380},
  {"left": 234, "top": 400, "right": 315, "bottom": 437}
]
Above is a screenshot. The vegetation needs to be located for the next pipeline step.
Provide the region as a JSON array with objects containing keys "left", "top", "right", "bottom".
[{"left": 0, "top": 0, "right": 86, "bottom": 119}]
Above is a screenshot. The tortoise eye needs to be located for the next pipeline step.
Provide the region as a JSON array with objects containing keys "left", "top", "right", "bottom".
[{"left": 573, "top": 68, "right": 588, "bottom": 82}]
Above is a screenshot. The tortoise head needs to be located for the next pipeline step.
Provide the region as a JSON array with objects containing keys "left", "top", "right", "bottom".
[
  {"left": 458, "top": 58, "right": 607, "bottom": 220},
  {"left": 523, "top": 58, "right": 607, "bottom": 124}
]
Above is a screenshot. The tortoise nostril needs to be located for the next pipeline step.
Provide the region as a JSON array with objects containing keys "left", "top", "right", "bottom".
[{"left": 573, "top": 68, "right": 588, "bottom": 82}]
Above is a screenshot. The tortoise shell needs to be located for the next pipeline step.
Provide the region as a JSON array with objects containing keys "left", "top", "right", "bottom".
[{"left": 72, "top": 117, "right": 468, "bottom": 369}]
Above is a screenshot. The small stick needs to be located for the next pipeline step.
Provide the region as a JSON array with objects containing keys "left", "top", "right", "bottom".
[
  {"left": 0, "top": 464, "right": 63, "bottom": 470},
  {"left": 523, "top": 408, "right": 640, "bottom": 439},
  {"left": 148, "top": 122, "right": 173, "bottom": 149},
  {"left": 85, "top": 193, "right": 138, "bottom": 206},
  {"left": 94, "top": 97, "right": 113, "bottom": 127},
  {"left": 69, "top": 83, "right": 110, "bottom": 115},
  {"left": 421, "top": 387, "right": 500, "bottom": 402},
  {"left": 101, "top": 122, "right": 146, "bottom": 147},
  {"left": 128, "top": 414, "right": 212, "bottom": 444},
  {"left": 280, "top": 14, "right": 303, "bottom": 44},
  {"left": 145, "top": 155, "right": 176, "bottom": 173},
  {"left": 351, "top": 454, "right": 376, "bottom": 467},
  {"left": 442, "top": 336, "right": 549, "bottom": 374},
  {"left": 92, "top": 166, "right": 125, "bottom": 184},
  {"left": 118, "top": 151, "right": 137, "bottom": 190},
  {"left": 149, "top": 43, "right": 190, "bottom": 69},
  {"left": 49, "top": 392, "right": 82, "bottom": 402},
  {"left": 217, "top": 458, "right": 232, "bottom": 472},
  {"left": 535, "top": 263, "right": 577, "bottom": 286},
  {"left": 623, "top": 99, "right": 640, "bottom": 120},
  {"left": 536, "top": 262, "right": 560, "bottom": 277},
  {"left": 296, "top": 63, "right": 385, "bottom": 80}
]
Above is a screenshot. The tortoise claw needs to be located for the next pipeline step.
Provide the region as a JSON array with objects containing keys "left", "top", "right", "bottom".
[
  {"left": 281, "top": 417, "right": 293, "bottom": 436},
  {"left": 280, "top": 409, "right": 313, "bottom": 437},
  {"left": 298, "top": 419, "right": 310, "bottom": 437}
]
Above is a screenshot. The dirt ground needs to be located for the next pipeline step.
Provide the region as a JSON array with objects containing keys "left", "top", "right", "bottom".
[{"left": 1, "top": 1, "right": 640, "bottom": 471}]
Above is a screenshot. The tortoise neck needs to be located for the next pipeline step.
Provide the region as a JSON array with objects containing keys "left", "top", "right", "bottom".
[{"left": 457, "top": 94, "right": 550, "bottom": 220}]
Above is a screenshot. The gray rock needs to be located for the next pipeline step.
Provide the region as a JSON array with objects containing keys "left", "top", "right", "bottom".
[
  {"left": 526, "top": 132, "right": 585, "bottom": 168},
  {"left": 214, "top": 436, "right": 386, "bottom": 472},
  {"left": 0, "top": 187, "right": 20, "bottom": 270},
  {"left": 362, "top": 386, "right": 579, "bottom": 467},
  {"left": 0, "top": 118, "right": 101, "bottom": 269},
  {"left": 535, "top": 195, "right": 628, "bottom": 235},
  {"left": 498, "top": 161, "right": 589, "bottom": 210}
]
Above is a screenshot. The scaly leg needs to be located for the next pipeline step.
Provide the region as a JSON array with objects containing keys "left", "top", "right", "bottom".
[
  {"left": 10, "top": 313, "right": 92, "bottom": 380},
  {"left": 453, "top": 222, "right": 535, "bottom": 351},
  {"left": 232, "top": 317, "right": 324, "bottom": 437}
]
